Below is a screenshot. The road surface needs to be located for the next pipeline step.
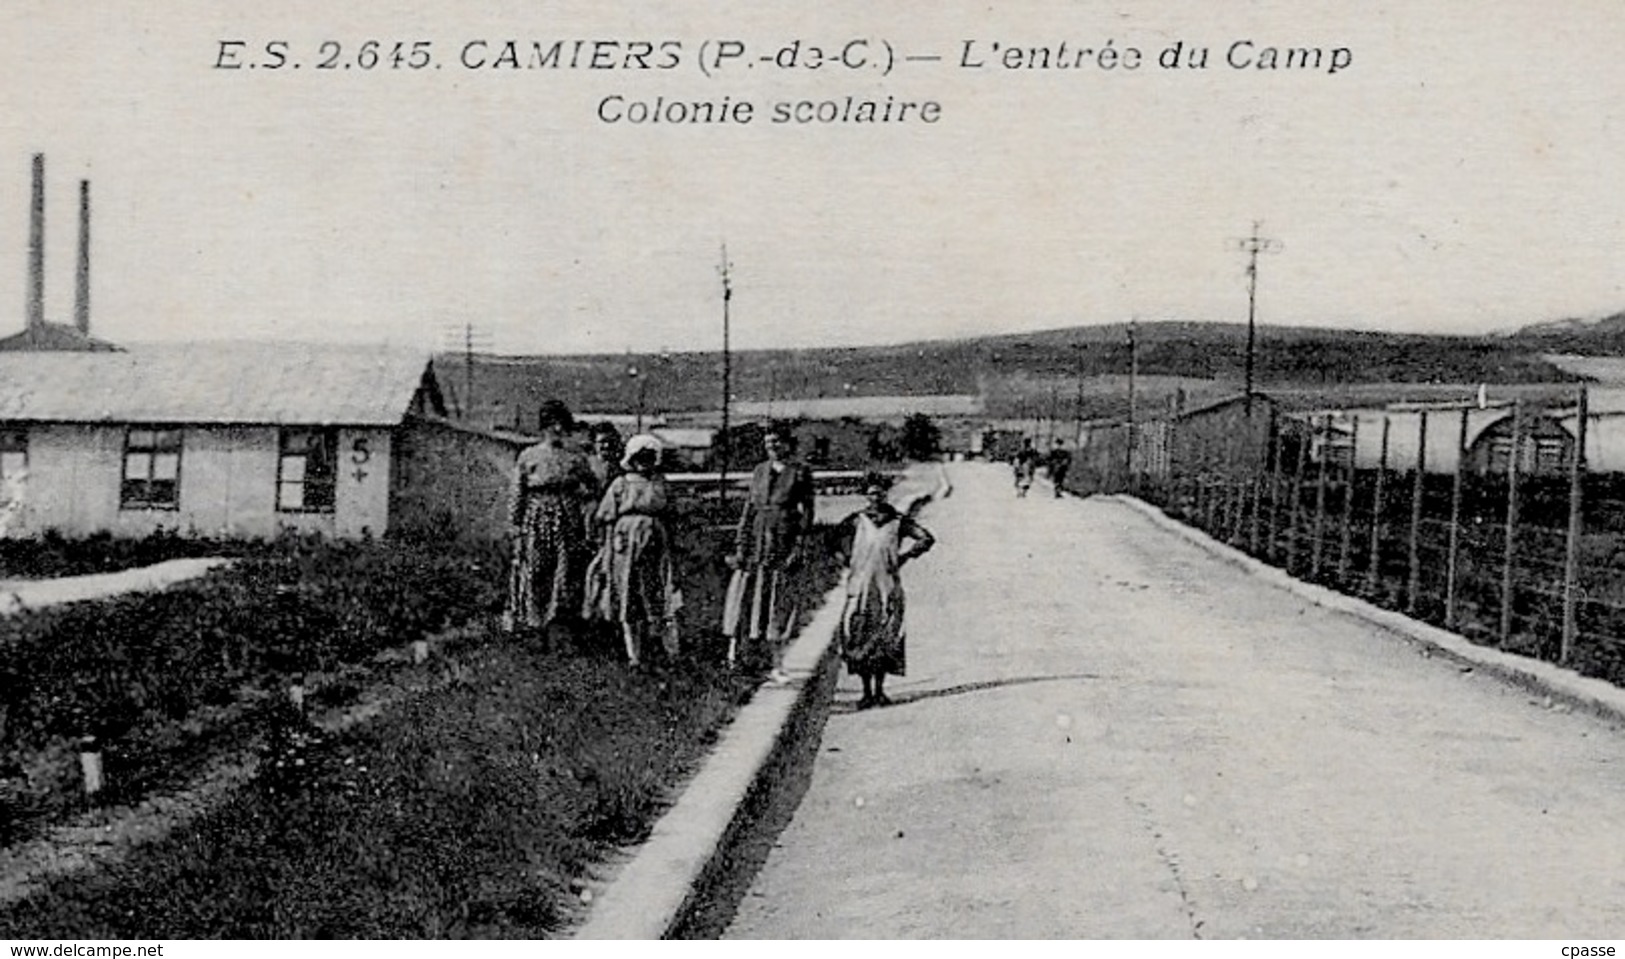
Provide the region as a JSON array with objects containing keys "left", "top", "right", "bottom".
[{"left": 723, "top": 462, "right": 1625, "bottom": 938}]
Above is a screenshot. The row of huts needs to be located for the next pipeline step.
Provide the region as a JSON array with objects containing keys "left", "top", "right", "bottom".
[
  {"left": 0, "top": 343, "right": 532, "bottom": 542},
  {"left": 1074, "top": 389, "right": 1625, "bottom": 492},
  {"left": 0, "top": 338, "right": 1611, "bottom": 544},
  {"left": 0, "top": 339, "right": 987, "bottom": 544}
]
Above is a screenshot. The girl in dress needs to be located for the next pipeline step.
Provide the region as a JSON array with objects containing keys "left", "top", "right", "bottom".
[
  {"left": 836, "top": 472, "right": 936, "bottom": 708},
  {"left": 590, "top": 434, "right": 682, "bottom": 666}
]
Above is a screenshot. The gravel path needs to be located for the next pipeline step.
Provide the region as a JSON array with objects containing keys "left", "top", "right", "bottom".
[
  {"left": 0, "top": 558, "right": 230, "bottom": 616},
  {"left": 724, "top": 462, "right": 1625, "bottom": 938}
]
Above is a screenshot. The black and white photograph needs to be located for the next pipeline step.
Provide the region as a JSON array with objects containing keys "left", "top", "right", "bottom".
[{"left": 1, "top": 0, "right": 1624, "bottom": 944}]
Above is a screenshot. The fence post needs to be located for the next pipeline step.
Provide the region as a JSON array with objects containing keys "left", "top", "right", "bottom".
[
  {"left": 1245, "top": 407, "right": 1261, "bottom": 553},
  {"left": 1338, "top": 414, "right": 1359, "bottom": 585},
  {"left": 1445, "top": 407, "right": 1469, "bottom": 630},
  {"left": 1187, "top": 467, "right": 1198, "bottom": 522},
  {"left": 1287, "top": 421, "right": 1309, "bottom": 572},
  {"left": 78, "top": 735, "right": 104, "bottom": 799},
  {"left": 1229, "top": 475, "right": 1240, "bottom": 540},
  {"left": 1562, "top": 386, "right": 1588, "bottom": 665},
  {"left": 1181, "top": 449, "right": 1194, "bottom": 520},
  {"left": 1407, "top": 411, "right": 1429, "bottom": 614},
  {"left": 1367, "top": 415, "right": 1391, "bottom": 597},
  {"left": 1312, "top": 414, "right": 1330, "bottom": 578},
  {"left": 1230, "top": 467, "right": 1246, "bottom": 544},
  {"left": 1250, "top": 468, "right": 1263, "bottom": 555},
  {"left": 1171, "top": 414, "right": 1183, "bottom": 515},
  {"left": 1267, "top": 409, "right": 1284, "bottom": 562},
  {"left": 1500, "top": 400, "right": 1523, "bottom": 647},
  {"left": 1202, "top": 466, "right": 1215, "bottom": 532},
  {"left": 1224, "top": 436, "right": 1238, "bottom": 539},
  {"left": 1191, "top": 435, "right": 1206, "bottom": 528}
]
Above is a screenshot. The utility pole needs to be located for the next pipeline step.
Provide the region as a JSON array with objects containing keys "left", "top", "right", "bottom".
[
  {"left": 1126, "top": 319, "right": 1139, "bottom": 489},
  {"left": 768, "top": 360, "right": 778, "bottom": 421},
  {"left": 626, "top": 355, "right": 644, "bottom": 433},
  {"left": 1231, "top": 222, "right": 1283, "bottom": 415},
  {"left": 718, "top": 244, "right": 734, "bottom": 506},
  {"left": 1073, "top": 339, "right": 1085, "bottom": 447},
  {"left": 1562, "top": 384, "right": 1589, "bottom": 665},
  {"left": 655, "top": 348, "right": 671, "bottom": 425},
  {"left": 440, "top": 323, "right": 490, "bottom": 422},
  {"left": 464, "top": 323, "right": 475, "bottom": 424},
  {"left": 1047, "top": 384, "right": 1059, "bottom": 446}
]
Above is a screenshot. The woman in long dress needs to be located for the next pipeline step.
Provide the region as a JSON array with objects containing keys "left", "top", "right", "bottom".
[
  {"left": 505, "top": 400, "right": 597, "bottom": 642},
  {"left": 723, "top": 426, "right": 816, "bottom": 681},
  {"left": 590, "top": 434, "right": 682, "bottom": 667},
  {"left": 838, "top": 472, "right": 936, "bottom": 708}
]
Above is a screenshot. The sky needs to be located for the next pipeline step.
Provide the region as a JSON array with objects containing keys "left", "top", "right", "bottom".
[{"left": 1, "top": 0, "right": 1622, "bottom": 355}]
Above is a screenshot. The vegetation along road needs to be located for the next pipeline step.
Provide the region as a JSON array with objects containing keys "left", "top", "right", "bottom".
[{"left": 724, "top": 462, "right": 1625, "bottom": 938}]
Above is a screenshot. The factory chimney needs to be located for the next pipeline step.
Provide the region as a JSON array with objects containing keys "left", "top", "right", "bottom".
[
  {"left": 74, "top": 179, "right": 90, "bottom": 335},
  {"left": 26, "top": 154, "right": 44, "bottom": 331}
]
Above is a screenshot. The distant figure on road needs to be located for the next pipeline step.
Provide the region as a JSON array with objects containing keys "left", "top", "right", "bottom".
[
  {"left": 724, "top": 425, "right": 816, "bottom": 683},
  {"left": 1012, "top": 439, "right": 1040, "bottom": 498},
  {"left": 504, "top": 399, "right": 598, "bottom": 645},
  {"left": 588, "top": 434, "right": 682, "bottom": 668},
  {"left": 836, "top": 471, "right": 936, "bottom": 709},
  {"left": 1046, "top": 439, "right": 1072, "bottom": 498}
]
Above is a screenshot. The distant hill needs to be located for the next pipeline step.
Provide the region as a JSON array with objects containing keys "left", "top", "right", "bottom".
[
  {"left": 441, "top": 321, "right": 1583, "bottom": 429},
  {"left": 1508, "top": 311, "right": 1625, "bottom": 353}
]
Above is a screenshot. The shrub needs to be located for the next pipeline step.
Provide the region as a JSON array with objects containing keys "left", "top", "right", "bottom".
[{"left": 0, "top": 528, "right": 249, "bottom": 580}]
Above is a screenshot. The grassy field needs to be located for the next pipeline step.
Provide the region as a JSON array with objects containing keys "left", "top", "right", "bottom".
[
  {"left": 0, "top": 640, "right": 753, "bottom": 938},
  {"left": 0, "top": 494, "right": 844, "bottom": 938},
  {"left": 0, "top": 536, "right": 504, "bottom": 849}
]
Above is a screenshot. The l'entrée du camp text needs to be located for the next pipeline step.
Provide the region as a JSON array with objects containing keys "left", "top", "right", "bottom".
[{"left": 215, "top": 36, "right": 1355, "bottom": 126}]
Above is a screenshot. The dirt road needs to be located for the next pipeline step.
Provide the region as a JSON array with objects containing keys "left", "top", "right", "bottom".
[{"left": 723, "top": 462, "right": 1625, "bottom": 938}]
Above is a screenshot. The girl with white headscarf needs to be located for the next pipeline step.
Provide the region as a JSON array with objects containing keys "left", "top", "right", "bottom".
[{"left": 586, "top": 434, "right": 682, "bottom": 666}]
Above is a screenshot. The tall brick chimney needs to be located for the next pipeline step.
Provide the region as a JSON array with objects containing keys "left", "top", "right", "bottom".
[
  {"left": 74, "top": 179, "right": 90, "bottom": 335},
  {"left": 26, "top": 154, "right": 44, "bottom": 331}
]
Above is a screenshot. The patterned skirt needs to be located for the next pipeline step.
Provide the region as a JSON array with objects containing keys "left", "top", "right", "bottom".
[{"left": 505, "top": 492, "right": 587, "bottom": 632}]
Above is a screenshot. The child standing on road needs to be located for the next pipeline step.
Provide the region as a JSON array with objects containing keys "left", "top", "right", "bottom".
[{"left": 836, "top": 472, "right": 936, "bottom": 709}]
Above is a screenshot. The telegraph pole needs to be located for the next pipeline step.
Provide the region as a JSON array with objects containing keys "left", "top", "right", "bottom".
[
  {"left": 464, "top": 323, "right": 475, "bottom": 423},
  {"left": 1047, "top": 384, "right": 1059, "bottom": 446},
  {"left": 1231, "top": 222, "right": 1282, "bottom": 414},
  {"left": 718, "top": 244, "right": 734, "bottom": 505},
  {"left": 1126, "top": 319, "right": 1139, "bottom": 488},
  {"left": 1073, "top": 339, "right": 1085, "bottom": 447},
  {"left": 768, "top": 360, "right": 778, "bottom": 421},
  {"left": 440, "top": 322, "right": 490, "bottom": 422},
  {"left": 626, "top": 354, "right": 644, "bottom": 433}
]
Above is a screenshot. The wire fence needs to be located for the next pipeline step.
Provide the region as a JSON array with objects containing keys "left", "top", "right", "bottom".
[{"left": 1064, "top": 388, "right": 1625, "bottom": 688}]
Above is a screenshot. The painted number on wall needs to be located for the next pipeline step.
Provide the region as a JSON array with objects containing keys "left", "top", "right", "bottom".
[{"left": 351, "top": 437, "right": 370, "bottom": 483}]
